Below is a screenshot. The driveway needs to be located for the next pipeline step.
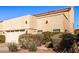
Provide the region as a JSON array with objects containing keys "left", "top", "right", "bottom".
[
  {"left": 0, "top": 43, "right": 9, "bottom": 53},
  {"left": 0, "top": 43, "right": 55, "bottom": 53}
]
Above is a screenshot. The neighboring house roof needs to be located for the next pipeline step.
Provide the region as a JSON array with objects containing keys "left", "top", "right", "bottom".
[
  {"left": 75, "top": 29, "right": 79, "bottom": 34},
  {"left": 75, "top": 29, "right": 79, "bottom": 31},
  {"left": 34, "top": 8, "right": 71, "bottom": 17}
]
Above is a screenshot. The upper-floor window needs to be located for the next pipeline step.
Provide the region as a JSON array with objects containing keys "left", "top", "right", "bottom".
[
  {"left": 25, "top": 21, "right": 27, "bottom": 24},
  {"left": 46, "top": 20, "right": 48, "bottom": 24},
  {"left": 53, "top": 29, "right": 60, "bottom": 32}
]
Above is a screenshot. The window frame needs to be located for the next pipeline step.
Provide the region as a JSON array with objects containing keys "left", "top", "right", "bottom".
[
  {"left": 53, "top": 29, "right": 60, "bottom": 32},
  {"left": 45, "top": 20, "right": 48, "bottom": 24}
]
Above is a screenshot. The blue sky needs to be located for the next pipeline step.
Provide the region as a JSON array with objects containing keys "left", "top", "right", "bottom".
[{"left": 0, "top": 6, "right": 79, "bottom": 29}]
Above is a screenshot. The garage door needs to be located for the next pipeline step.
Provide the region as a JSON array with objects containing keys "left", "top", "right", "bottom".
[{"left": 5, "top": 32, "right": 25, "bottom": 43}]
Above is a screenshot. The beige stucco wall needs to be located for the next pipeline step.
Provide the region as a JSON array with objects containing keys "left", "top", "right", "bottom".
[
  {"left": 0, "top": 22, "right": 3, "bottom": 30},
  {"left": 63, "top": 12, "right": 70, "bottom": 32},
  {"left": 36, "top": 13, "right": 65, "bottom": 32},
  {"left": 0, "top": 22, "right": 4, "bottom": 35},
  {"left": 62, "top": 8, "right": 74, "bottom": 33},
  {"left": 27, "top": 16, "right": 37, "bottom": 34},
  {"left": 69, "top": 8, "right": 74, "bottom": 33},
  {"left": 2, "top": 15, "right": 31, "bottom": 30}
]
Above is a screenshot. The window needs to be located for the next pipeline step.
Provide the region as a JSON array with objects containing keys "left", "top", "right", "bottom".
[
  {"left": 6, "top": 29, "right": 25, "bottom": 32},
  {"left": 6, "top": 30, "right": 10, "bottom": 32},
  {"left": 38, "top": 30, "right": 42, "bottom": 32},
  {"left": 46, "top": 20, "right": 48, "bottom": 24},
  {"left": 25, "top": 21, "right": 27, "bottom": 24},
  {"left": 10, "top": 30, "right": 14, "bottom": 32},
  {"left": 53, "top": 29, "right": 60, "bottom": 32},
  {"left": 19, "top": 29, "right": 25, "bottom": 32},
  {"left": 15, "top": 30, "right": 19, "bottom": 32}
]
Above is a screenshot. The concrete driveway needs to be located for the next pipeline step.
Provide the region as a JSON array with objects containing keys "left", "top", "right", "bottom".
[
  {"left": 0, "top": 43, "right": 55, "bottom": 53},
  {"left": 0, "top": 43, "right": 9, "bottom": 53}
]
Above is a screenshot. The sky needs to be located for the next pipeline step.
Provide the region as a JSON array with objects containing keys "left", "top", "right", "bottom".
[{"left": 0, "top": 6, "right": 79, "bottom": 29}]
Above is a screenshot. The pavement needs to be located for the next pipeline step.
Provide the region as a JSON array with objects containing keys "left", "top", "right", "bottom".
[{"left": 0, "top": 43, "right": 9, "bottom": 53}]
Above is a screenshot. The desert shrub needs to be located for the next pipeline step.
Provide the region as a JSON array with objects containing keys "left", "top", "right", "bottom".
[
  {"left": 45, "top": 41, "right": 53, "bottom": 48},
  {"left": 76, "top": 34, "right": 79, "bottom": 42},
  {"left": 57, "top": 33, "right": 76, "bottom": 52},
  {"left": 19, "top": 34, "right": 37, "bottom": 51},
  {"left": 45, "top": 33, "right": 62, "bottom": 52},
  {"left": 8, "top": 42, "right": 18, "bottom": 52},
  {"left": 20, "top": 38, "right": 30, "bottom": 49},
  {"left": 19, "top": 31, "right": 63, "bottom": 48},
  {"left": 51, "top": 38, "right": 62, "bottom": 52},
  {"left": 0, "top": 35, "right": 5, "bottom": 43},
  {"left": 19, "top": 33, "right": 44, "bottom": 48},
  {"left": 28, "top": 40, "right": 37, "bottom": 52},
  {"left": 42, "top": 31, "right": 52, "bottom": 43},
  {"left": 19, "top": 34, "right": 31, "bottom": 49},
  {"left": 42, "top": 32, "right": 63, "bottom": 44},
  {"left": 32, "top": 34, "right": 44, "bottom": 46},
  {"left": 51, "top": 32, "right": 63, "bottom": 36},
  {"left": 72, "top": 34, "right": 79, "bottom": 53},
  {"left": 60, "top": 33, "right": 75, "bottom": 40}
]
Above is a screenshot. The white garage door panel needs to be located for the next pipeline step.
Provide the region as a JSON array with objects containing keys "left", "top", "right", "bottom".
[{"left": 5, "top": 32, "right": 25, "bottom": 43}]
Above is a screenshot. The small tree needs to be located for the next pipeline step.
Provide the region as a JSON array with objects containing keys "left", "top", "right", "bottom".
[{"left": 0, "top": 35, "right": 5, "bottom": 43}]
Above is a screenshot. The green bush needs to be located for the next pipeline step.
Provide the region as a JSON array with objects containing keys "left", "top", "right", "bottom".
[
  {"left": 19, "top": 34, "right": 31, "bottom": 49},
  {"left": 19, "top": 38, "right": 30, "bottom": 49},
  {"left": 0, "top": 35, "right": 5, "bottom": 43},
  {"left": 8, "top": 43, "right": 18, "bottom": 52},
  {"left": 57, "top": 33, "right": 76, "bottom": 52},
  {"left": 60, "top": 33, "right": 75, "bottom": 40},
  {"left": 42, "top": 31, "right": 52, "bottom": 43},
  {"left": 19, "top": 32, "right": 63, "bottom": 48},
  {"left": 28, "top": 40, "right": 37, "bottom": 52},
  {"left": 31, "top": 34, "right": 44, "bottom": 46},
  {"left": 19, "top": 33, "right": 44, "bottom": 48},
  {"left": 19, "top": 34, "right": 37, "bottom": 51}
]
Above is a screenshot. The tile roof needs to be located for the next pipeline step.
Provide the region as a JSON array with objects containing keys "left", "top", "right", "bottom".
[{"left": 34, "top": 8, "right": 71, "bottom": 17}]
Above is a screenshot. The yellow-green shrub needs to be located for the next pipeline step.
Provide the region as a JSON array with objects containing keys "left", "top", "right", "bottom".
[
  {"left": 8, "top": 43, "right": 18, "bottom": 52},
  {"left": 0, "top": 35, "right": 5, "bottom": 43}
]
